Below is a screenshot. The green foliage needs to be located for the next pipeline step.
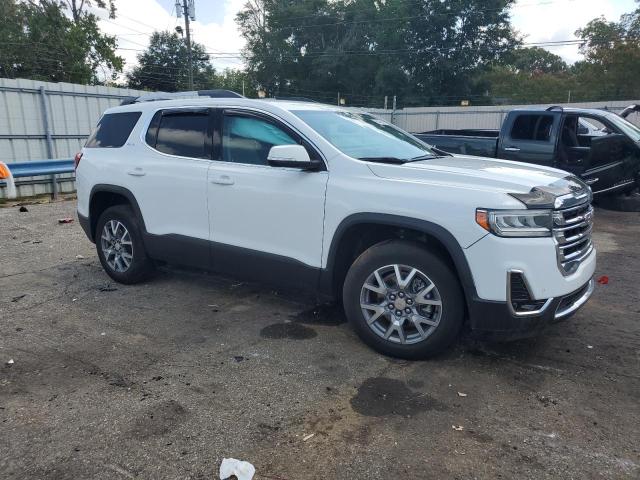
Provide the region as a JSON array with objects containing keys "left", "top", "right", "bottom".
[
  {"left": 0, "top": 0, "right": 123, "bottom": 84},
  {"left": 236, "top": 0, "right": 519, "bottom": 106},
  {"left": 236, "top": 0, "right": 640, "bottom": 106},
  {"left": 126, "top": 31, "right": 216, "bottom": 92}
]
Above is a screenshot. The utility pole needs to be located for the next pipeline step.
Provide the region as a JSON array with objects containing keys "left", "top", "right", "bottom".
[{"left": 176, "top": 0, "right": 196, "bottom": 90}]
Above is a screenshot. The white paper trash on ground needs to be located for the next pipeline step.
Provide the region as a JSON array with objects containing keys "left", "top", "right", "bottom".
[{"left": 219, "top": 458, "right": 255, "bottom": 480}]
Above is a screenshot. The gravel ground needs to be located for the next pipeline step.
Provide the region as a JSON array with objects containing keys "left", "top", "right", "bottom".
[{"left": 0, "top": 199, "right": 638, "bottom": 480}]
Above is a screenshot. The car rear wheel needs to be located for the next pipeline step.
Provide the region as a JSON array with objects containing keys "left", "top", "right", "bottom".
[
  {"left": 343, "top": 240, "right": 464, "bottom": 359},
  {"left": 95, "top": 205, "right": 154, "bottom": 284}
]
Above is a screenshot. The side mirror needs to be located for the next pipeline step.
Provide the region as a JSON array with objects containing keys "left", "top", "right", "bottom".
[
  {"left": 577, "top": 124, "right": 588, "bottom": 135},
  {"left": 267, "top": 145, "right": 320, "bottom": 170}
]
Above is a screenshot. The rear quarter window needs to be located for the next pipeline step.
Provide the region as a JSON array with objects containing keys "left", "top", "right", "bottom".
[
  {"left": 85, "top": 112, "right": 142, "bottom": 148},
  {"left": 510, "top": 114, "right": 554, "bottom": 142}
]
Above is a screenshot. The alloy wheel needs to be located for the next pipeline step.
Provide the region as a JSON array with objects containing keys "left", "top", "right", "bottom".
[
  {"left": 100, "top": 220, "right": 134, "bottom": 273},
  {"left": 359, "top": 264, "right": 442, "bottom": 344}
]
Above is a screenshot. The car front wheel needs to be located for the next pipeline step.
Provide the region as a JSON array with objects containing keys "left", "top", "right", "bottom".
[{"left": 343, "top": 240, "right": 464, "bottom": 359}]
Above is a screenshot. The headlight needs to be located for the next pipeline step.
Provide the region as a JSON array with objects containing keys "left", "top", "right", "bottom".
[{"left": 476, "top": 209, "right": 552, "bottom": 237}]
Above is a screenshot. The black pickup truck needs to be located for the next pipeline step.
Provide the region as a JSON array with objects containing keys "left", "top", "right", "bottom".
[{"left": 415, "top": 106, "right": 640, "bottom": 198}]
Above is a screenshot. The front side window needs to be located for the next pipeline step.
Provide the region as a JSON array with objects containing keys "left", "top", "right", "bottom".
[
  {"left": 510, "top": 114, "right": 554, "bottom": 142},
  {"left": 85, "top": 112, "right": 141, "bottom": 148},
  {"left": 222, "top": 115, "right": 297, "bottom": 165},
  {"left": 154, "top": 112, "right": 209, "bottom": 159},
  {"left": 292, "top": 110, "right": 434, "bottom": 161}
]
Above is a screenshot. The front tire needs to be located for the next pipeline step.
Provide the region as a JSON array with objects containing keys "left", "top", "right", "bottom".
[
  {"left": 95, "top": 205, "right": 154, "bottom": 284},
  {"left": 343, "top": 240, "right": 464, "bottom": 359}
]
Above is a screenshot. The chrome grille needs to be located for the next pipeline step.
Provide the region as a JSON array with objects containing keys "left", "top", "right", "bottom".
[{"left": 553, "top": 201, "right": 594, "bottom": 275}]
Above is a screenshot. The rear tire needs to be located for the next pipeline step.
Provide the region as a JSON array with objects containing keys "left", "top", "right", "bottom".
[
  {"left": 343, "top": 240, "right": 464, "bottom": 359},
  {"left": 95, "top": 205, "right": 154, "bottom": 284}
]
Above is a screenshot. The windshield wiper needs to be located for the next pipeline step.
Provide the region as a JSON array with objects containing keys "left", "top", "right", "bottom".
[
  {"left": 359, "top": 156, "right": 408, "bottom": 164},
  {"left": 407, "top": 154, "right": 438, "bottom": 162}
]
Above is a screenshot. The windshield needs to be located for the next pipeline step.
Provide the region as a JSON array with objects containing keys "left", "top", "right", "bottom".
[
  {"left": 604, "top": 112, "right": 640, "bottom": 142},
  {"left": 292, "top": 110, "right": 435, "bottom": 161}
]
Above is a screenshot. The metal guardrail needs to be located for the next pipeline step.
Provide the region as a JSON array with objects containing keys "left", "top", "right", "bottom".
[
  {"left": 1, "top": 159, "right": 75, "bottom": 199},
  {"left": 7, "top": 159, "right": 75, "bottom": 177}
]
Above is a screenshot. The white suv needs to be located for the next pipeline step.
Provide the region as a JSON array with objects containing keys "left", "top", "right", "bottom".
[{"left": 76, "top": 91, "right": 596, "bottom": 358}]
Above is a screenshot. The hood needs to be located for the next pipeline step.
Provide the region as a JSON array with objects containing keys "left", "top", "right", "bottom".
[{"left": 367, "top": 155, "right": 591, "bottom": 208}]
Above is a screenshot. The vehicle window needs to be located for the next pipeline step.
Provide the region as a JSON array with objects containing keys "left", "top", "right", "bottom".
[
  {"left": 510, "top": 114, "right": 554, "bottom": 142},
  {"left": 603, "top": 112, "right": 640, "bottom": 142},
  {"left": 155, "top": 112, "right": 209, "bottom": 159},
  {"left": 222, "top": 115, "right": 297, "bottom": 165},
  {"left": 85, "top": 112, "right": 141, "bottom": 148},
  {"left": 292, "top": 110, "right": 435, "bottom": 160},
  {"left": 579, "top": 117, "right": 606, "bottom": 132}
]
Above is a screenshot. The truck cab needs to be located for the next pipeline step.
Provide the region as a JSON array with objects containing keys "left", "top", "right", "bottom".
[{"left": 417, "top": 106, "right": 640, "bottom": 197}]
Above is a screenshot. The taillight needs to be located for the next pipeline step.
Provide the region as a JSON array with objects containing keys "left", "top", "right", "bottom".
[{"left": 74, "top": 152, "right": 83, "bottom": 171}]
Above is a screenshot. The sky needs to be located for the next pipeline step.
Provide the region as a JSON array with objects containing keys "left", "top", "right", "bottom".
[{"left": 96, "top": 0, "right": 638, "bottom": 74}]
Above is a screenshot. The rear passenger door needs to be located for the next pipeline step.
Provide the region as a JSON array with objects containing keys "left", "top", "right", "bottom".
[
  {"left": 135, "top": 108, "right": 213, "bottom": 266},
  {"left": 206, "top": 108, "right": 328, "bottom": 289},
  {"left": 499, "top": 113, "right": 558, "bottom": 166}
]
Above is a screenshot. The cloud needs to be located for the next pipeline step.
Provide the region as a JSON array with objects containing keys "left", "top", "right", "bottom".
[
  {"left": 96, "top": 0, "right": 246, "bottom": 74},
  {"left": 510, "top": 0, "right": 635, "bottom": 63}
]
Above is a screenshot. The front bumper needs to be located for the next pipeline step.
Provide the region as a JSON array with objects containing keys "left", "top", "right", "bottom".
[{"left": 468, "top": 278, "right": 595, "bottom": 341}]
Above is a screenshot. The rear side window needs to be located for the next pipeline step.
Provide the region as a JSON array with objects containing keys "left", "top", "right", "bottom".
[
  {"left": 510, "top": 114, "right": 554, "bottom": 142},
  {"left": 85, "top": 112, "right": 141, "bottom": 148},
  {"left": 154, "top": 112, "right": 210, "bottom": 159}
]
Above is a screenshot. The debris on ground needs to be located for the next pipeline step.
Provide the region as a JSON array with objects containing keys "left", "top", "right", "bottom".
[
  {"left": 587, "top": 345, "right": 594, "bottom": 349},
  {"left": 19, "top": 206, "right": 28, "bottom": 212},
  {"left": 303, "top": 433, "right": 315, "bottom": 441},
  {"left": 58, "top": 217, "right": 74, "bottom": 224},
  {"left": 597, "top": 275, "right": 609, "bottom": 285},
  {"left": 5, "top": 359, "right": 15, "bottom": 367},
  {"left": 11, "top": 294, "right": 26, "bottom": 303},
  {"left": 98, "top": 284, "right": 118, "bottom": 292},
  {"left": 219, "top": 458, "right": 255, "bottom": 480},
  {"left": 233, "top": 356, "right": 245, "bottom": 362},
  {"left": 75, "top": 255, "right": 85, "bottom": 260},
  {"left": 452, "top": 425, "right": 464, "bottom": 431},
  {"left": 457, "top": 392, "right": 468, "bottom": 397}
]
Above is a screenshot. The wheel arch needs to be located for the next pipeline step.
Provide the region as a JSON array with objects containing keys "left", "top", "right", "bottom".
[
  {"left": 88, "top": 185, "right": 146, "bottom": 242},
  {"left": 320, "top": 213, "right": 478, "bottom": 307}
]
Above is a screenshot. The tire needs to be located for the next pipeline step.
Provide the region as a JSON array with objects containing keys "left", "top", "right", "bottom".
[
  {"left": 342, "top": 240, "right": 464, "bottom": 359},
  {"left": 595, "top": 189, "right": 640, "bottom": 212},
  {"left": 95, "top": 205, "right": 154, "bottom": 284}
]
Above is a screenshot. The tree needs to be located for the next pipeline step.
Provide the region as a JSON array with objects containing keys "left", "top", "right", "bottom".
[
  {"left": 63, "top": 0, "right": 116, "bottom": 21},
  {"left": 0, "top": 0, "right": 123, "bottom": 83},
  {"left": 502, "top": 47, "right": 568, "bottom": 74},
  {"left": 573, "top": 1, "right": 640, "bottom": 100},
  {"left": 213, "top": 68, "right": 255, "bottom": 96},
  {"left": 126, "top": 31, "right": 216, "bottom": 92},
  {"left": 236, "top": 0, "right": 519, "bottom": 106}
]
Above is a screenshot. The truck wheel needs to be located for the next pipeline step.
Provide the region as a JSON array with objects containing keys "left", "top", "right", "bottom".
[
  {"left": 95, "top": 205, "right": 154, "bottom": 284},
  {"left": 343, "top": 240, "right": 464, "bottom": 359},
  {"left": 595, "top": 189, "right": 640, "bottom": 212}
]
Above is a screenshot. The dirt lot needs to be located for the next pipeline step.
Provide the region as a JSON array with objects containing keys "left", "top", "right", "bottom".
[{"left": 1, "top": 199, "right": 639, "bottom": 480}]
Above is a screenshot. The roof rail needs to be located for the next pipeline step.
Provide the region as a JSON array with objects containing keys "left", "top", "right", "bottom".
[
  {"left": 120, "top": 89, "right": 244, "bottom": 105},
  {"left": 270, "top": 96, "right": 319, "bottom": 103},
  {"left": 546, "top": 105, "right": 563, "bottom": 112}
]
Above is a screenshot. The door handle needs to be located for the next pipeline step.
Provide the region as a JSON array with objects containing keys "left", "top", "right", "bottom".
[
  {"left": 210, "top": 175, "right": 234, "bottom": 185},
  {"left": 127, "top": 168, "right": 146, "bottom": 177},
  {"left": 504, "top": 147, "right": 521, "bottom": 152}
]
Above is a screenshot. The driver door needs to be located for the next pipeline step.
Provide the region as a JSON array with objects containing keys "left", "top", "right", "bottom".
[{"left": 206, "top": 109, "right": 329, "bottom": 289}]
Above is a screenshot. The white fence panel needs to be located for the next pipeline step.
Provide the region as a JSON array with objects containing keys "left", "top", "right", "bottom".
[{"left": 0, "top": 78, "right": 146, "bottom": 198}]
